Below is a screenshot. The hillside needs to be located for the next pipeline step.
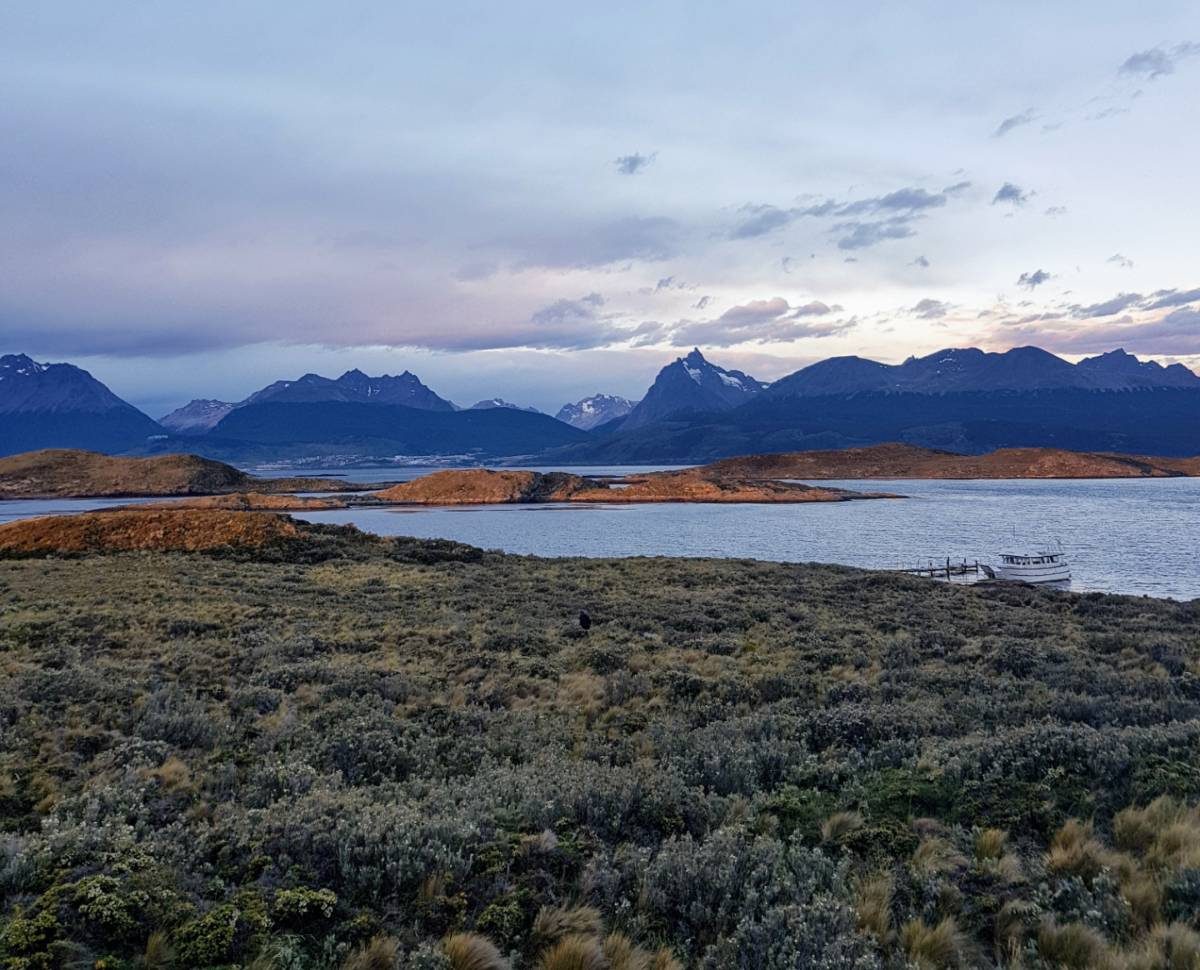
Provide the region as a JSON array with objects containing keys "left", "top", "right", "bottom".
[
  {"left": 374, "top": 468, "right": 892, "bottom": 504},
  {"left": 0, "top": 449, "right": 365, "bottom": 498},
  {"left": 703, "top": 444, "right": 1200, "bottom": 479},
  {"left": 1, "top": 538, "right": 1198, "bottom": 967},
  {"left": 0, "top": 508, "right": 308, "bottom": 553}
]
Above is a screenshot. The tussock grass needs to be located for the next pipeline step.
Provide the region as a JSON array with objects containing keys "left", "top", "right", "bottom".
[
  {"left": 911, "top": 836, "right": 967, "bottom": 876},
  {"left": 1046, "top": 819, "right": 1109, "bottom": 882},
  {"left": 342, "top": 935, "right": 402, "bottom": 970},
  {"left": 854, "top": 872, "right": 895, "bottom": 945},
  {"left": 901, "top": 916, "right": 974, "bottom": 969},
  {"left": 443, "top": 933, "right": 509, "bottom": 970},
  {"left": 1037, "top": 920, "right": 1111, "bottom": 970},
  {"left": 821, "top": 810, "right": 864, "bottom": 844},
  {"left": 536, "top": 935, "right": 608, "bottom": 970},
  {"left": 532, "top": 905, "right": 604, "bottom": 944}
]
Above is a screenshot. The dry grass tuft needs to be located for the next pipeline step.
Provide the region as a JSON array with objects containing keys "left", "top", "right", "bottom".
[
  {"left": 647, "top": 951, "right": 683, "bottom": 970},
  {"left": 342, "top": 934, "right": 402, "bottom": 970},
  {"left": 821, "top": 810, "right": 864, "bottom": 844},
  {"left": 1119, "top": 922, "right": 1200, "bottom": 970},
  {"left": 532, "top": 905, "right": 605, "bottom": 944},
  {"left": 974, "top": 827, "right": 1009, "bottom": 861},
  {"left": 855, "top": 872, "right": 895, "bottom": 945},
  {"left": 536, "top": 935, "right": 609, "bottom": 970},
  {"left": 1046, "top": 818, "right": 1109, "bottom": 882},
  {"left": 911, "top": 836, "right": 967, "bottom": 877},
  {"left": 900, "top": 916, "right": 973, "bottom": 969},
  {"left": 994, "top": 899, "right": 1038, "bottom": 957},
  {"left": 1036, "top": 920, "right": 1111, "bottom": 970},
  {"left": 1114, "top": 797, "right": 1190, "bottom": 854},
  {"left": 142, "top": 931, "right": 173, "bottom": 969},
  {"left": 443, "top": 932, "right": 510, "bottom": 970},
  {"left": 601, "top": 933, "right": 650, "bottom": 970}
]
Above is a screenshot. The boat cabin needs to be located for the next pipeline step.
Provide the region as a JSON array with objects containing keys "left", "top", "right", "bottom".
[{"left": 1000, "top": 552, "right": 1063, "bottom": 566}]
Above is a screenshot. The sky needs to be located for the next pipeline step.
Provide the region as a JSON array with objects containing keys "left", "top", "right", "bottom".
[{"left": 2, "top": 2, "right": 1199, "bottom": 416}]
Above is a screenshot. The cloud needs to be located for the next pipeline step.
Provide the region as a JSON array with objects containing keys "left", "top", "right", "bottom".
[
  {"left": 1072, "top": 292, "right": 1144, "bottom": 317},
  {"left": 912, "top": 255, "right": 930, "bottom": 268},
  {"left": 1107, "top": 253, "right": 1134, "bottom": 269},
  {"left": 1045, "top": 206, "right": 1068, "bottom": 217},
  {"left": 729, "top": 182, "right": 965, "bottom": 243},
  {"left": 912, "top": 298, "right": 951, "bottom": 319},
  {"left": 1145, "top": 287, "right": 1200, "bottom": 310},
  {"left": 1119, "top": 43, "right": 1200, "bottom": 79},
  {"left": 994, "top": 109, "right": 1037, "bottom": 137},
  {"left": 833, "top": 218, "right": 917, "bottom": 250},
  {"left": 692, "top": 295, "right": 712, "bottom": 310},
  {"left": 1017, "top": 269, "right": 1052, "bottom": 289},
  {"left": 730, "top": 204, "right": 795, "bottom": 239},
  {"left": 992, "top": 182, "right": 1032, "bottom": 206},
  {"left": 792, "top": 300, "right": 840, "bottom": 317},
  {"left": 614, "top": 152, "right": 657, "bottom": 175},
  {"left": 999, "top": 307, "right": 1200, "bottom": 357},
  {"left": 666, "top": 297, "right": 856, "bottom": 347}
]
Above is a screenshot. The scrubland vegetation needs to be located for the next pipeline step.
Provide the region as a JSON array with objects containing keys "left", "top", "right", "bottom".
[{"left": 1, "top": 527, "right": 1199, "bottom": 968}]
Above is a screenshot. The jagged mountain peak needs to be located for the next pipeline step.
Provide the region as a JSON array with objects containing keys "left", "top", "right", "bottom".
[
  {"left": 620, "top": 349, "right": 766, "bottom": 430},
  {"left": 555, "top": 393, "right": 636, "bottom": 430}
]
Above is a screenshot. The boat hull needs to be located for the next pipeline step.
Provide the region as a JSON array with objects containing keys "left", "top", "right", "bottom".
[{"left": 995, "top": 562, "right": 1071, "bottom": 584}]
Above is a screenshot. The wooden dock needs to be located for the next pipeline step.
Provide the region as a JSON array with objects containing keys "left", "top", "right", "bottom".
[{"left": 893, "top": 558, "right": 994, "bottom": 580}]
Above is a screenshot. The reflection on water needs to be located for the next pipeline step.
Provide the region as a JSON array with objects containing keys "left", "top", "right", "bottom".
[{"left": 3, "top": 473, "right": 1199, "bottom": 600}]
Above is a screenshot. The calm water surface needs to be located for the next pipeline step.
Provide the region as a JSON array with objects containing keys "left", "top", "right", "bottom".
[{"left": 4, "top": 471, "right": 1197, "bottom": 600}]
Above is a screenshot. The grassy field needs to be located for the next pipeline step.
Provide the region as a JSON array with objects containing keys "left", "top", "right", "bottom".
[{"left": 1, "top": 529, "right": 1199, "bottom": 968}]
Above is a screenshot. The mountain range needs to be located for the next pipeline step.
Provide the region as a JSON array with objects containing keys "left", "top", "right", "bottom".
[{"left": 3, "top": 346, "right": 1199, "bottom": 461}]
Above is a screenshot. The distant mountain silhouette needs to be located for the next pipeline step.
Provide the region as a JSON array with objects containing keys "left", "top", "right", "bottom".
[
  {"left": 244, "top": 368, "right": 456, "bottom": 410},
  {"left": 469, "top": 398, "right": 541, "bottom": 413},
  {"left": 159, "top": 399, "right": 236, "bottom": 434},
  {"left": 544, "top": 347, "right": 1200, "bottom": 462},
  {"left": 192, "top": 400, "right": 588, "bottom": 460},
  {"left": 0, "top": 354, "right": 163, "bottom": 456},
  {"left": 764, "top": 346, "right": 1200, "bottom": 398},
  {"left": 619, "top": 349, "right": 766, "bottom": 430},
  {"left": 555, "top": 394, "right": 637, "bottom": 430}
]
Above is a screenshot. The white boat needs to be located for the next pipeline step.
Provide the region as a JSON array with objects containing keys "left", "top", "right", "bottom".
[{"left": 995, "top": 542, "right": 1071, "bottom": 584}]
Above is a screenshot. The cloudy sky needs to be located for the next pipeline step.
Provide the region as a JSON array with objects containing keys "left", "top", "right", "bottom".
[{"left": 3, "top": 2, "right": 1199, "bottom": 415}]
